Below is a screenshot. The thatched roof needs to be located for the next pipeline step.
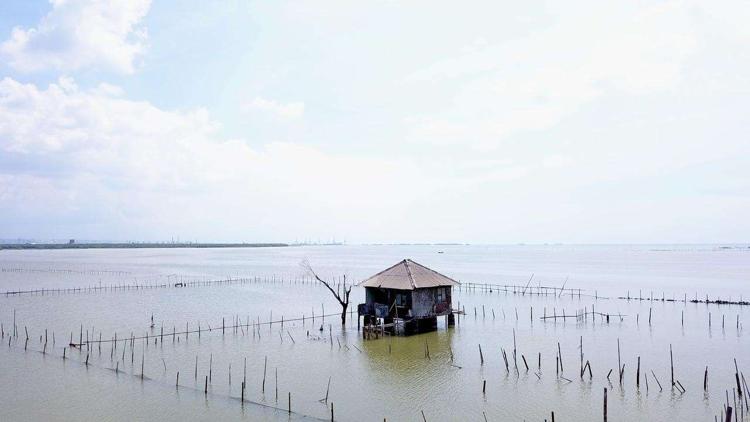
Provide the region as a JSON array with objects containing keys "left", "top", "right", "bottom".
[{"left": 357, "top": 259, "right": 460, "bottom": 290}]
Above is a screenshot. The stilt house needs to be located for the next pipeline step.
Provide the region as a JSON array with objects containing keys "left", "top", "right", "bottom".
[{"left": 357, "top": 259, "right": 459, "bottom": 335}]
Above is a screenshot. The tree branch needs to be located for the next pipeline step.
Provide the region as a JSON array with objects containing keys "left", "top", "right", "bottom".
[{"left": 301, "top": 259, "right": 349, "bottom": 306}]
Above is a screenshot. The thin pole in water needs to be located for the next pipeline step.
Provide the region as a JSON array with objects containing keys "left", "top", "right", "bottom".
[
  {"left": 262, "top": 356, "right": 267, "bottom": 393},
  {"left": 670, "top": 344, "right": 674, "bottom": 387},
  {"left": 636, "top": 356, "right": 640, "bottom": 389}
]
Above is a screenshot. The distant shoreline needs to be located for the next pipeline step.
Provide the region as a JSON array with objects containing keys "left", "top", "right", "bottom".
[{"left": 0, "top": 242, "right": 289, "bottom": 250}]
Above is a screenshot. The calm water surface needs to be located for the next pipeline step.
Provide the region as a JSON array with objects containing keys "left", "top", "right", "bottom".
[{"left": 0, "top": 245, "right": 748, "bottom": 421}]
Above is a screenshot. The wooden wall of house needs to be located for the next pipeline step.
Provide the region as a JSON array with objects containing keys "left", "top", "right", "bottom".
[
  {"left": 411, "top": 288, "right": 436, "bottom": 317},
  {"left": 411, "top": 287, "right": 452, "bottom": 317}
]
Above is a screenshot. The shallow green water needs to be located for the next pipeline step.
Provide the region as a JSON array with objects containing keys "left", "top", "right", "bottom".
[{"left": 1, "top": 245, "right": 748, "bottom": 421}]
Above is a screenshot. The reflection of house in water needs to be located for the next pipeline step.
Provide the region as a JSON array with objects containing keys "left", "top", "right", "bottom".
[{"left": 357, "top": 259, "right": 459, "bottom": 336}]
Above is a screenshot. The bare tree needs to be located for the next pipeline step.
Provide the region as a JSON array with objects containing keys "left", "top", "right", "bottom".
[{"left": 301, "top": 260, "right": 352, "bottom": 325}]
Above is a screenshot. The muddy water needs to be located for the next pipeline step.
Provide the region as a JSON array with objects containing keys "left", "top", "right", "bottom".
[{"left": 0, "top": 245, "right": 748, "bottom": 421}]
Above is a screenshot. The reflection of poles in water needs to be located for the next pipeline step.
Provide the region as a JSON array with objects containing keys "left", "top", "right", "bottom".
[{"left": 318, "top": 376, "right": 331, "bottom": 403}]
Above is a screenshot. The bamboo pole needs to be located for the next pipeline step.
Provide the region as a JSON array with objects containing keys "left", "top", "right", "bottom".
[
  {"left": 262, "top": 356, "right": 267, "bottom": 393},
  {"left": 617, "top": 339, "right": 622, "bottom": 384},
  {"left": 670, "top": 344, "right": 674, "bottom": 387},
  {"left": 636, "top": 356, "right": 640, "bottom": 389},
  {"left": 704, "top": 366, "right": 708, "bottom": 391}
]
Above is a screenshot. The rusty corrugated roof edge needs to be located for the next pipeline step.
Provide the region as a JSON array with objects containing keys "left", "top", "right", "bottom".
[
  {"left": 355, "top": 259, "right": 409, "bottom": 288},
  {"left": 405, "top": 258, "right": 461, "bottom": 287}
]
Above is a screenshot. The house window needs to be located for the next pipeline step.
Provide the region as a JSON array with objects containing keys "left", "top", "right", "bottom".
[
  {"left": 396, "top": 293, "right": 407, "bottom": 306},
  {"left": 437, "top": 288, "right": 444, "bottom": 302}
]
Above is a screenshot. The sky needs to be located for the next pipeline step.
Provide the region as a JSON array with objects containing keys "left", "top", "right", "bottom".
[{"left": 0, "top": 0, "right": 749, "bottom": 244}]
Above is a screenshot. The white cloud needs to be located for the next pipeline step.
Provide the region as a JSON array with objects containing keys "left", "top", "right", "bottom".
[
  {"left": 0, "top": 77, "right": 427, "bottom": 241},
  {"left": 2, "top": 1, "right": 749, "bottom": 243},
  {"left": 404, "top": 1, "right": 698, "bottom": 149},
  {"left": 91, "top": 82, "right": 125, "bottom": 97},
  {"left": 1, "top": 0, "right": 151, "bottom": 73},
  {"left": 243, "top": 97, "right": 305, "bottom": 119}
]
